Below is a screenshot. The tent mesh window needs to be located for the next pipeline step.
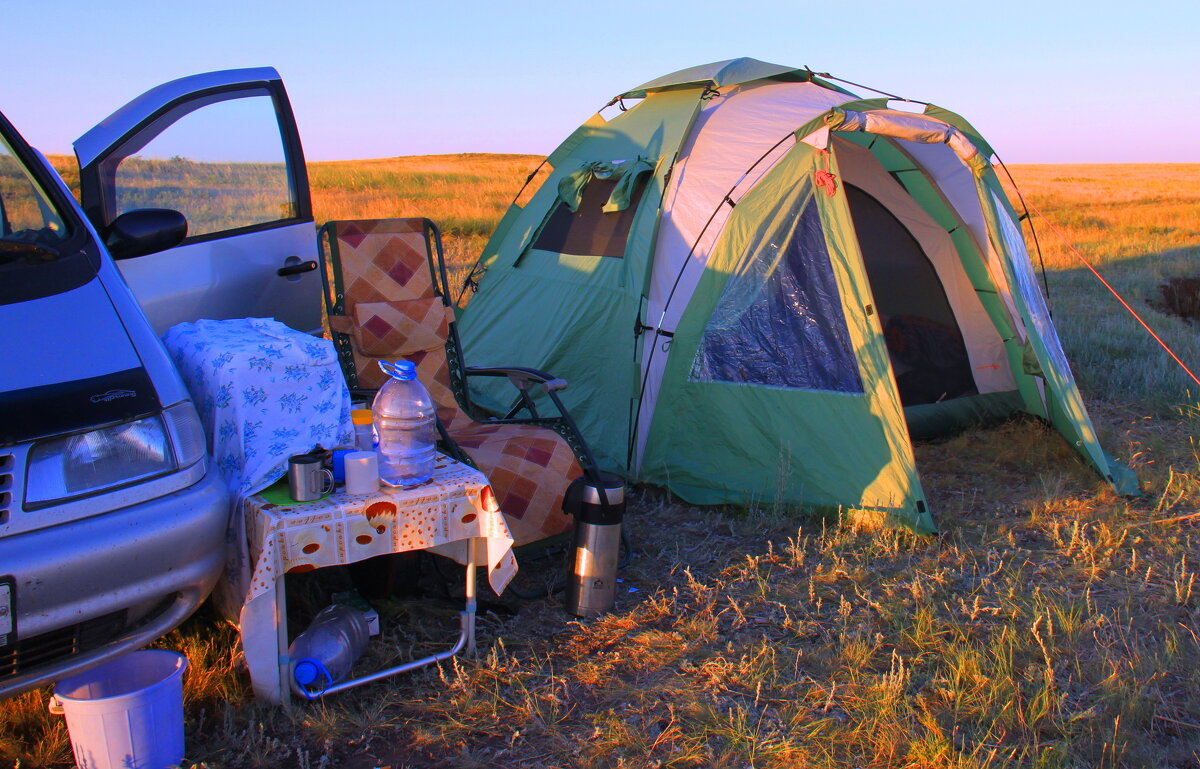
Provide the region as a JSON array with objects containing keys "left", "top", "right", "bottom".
[
  {"left": 845, "top": 184, "right": 977, "bottom": 405},
  {"left": 531, "top": 179, "right": 646, "bottom": 258},
  {"left": 690, "top": 190, "right": 864, "bottom": 393}
]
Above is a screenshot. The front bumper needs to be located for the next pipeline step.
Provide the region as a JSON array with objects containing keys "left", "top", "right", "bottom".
[{"left": 0, "top": 467, "right": 229, "bottom": 698}]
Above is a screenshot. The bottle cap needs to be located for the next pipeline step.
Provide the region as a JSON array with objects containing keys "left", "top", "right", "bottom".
[
  {"left": 351, "top": 409, "right": 373, "bottom": 425},
  {"left": 378, "top": 360, "right": 417, "bottom": 381},
  {"left": 293, "top": 657, "right": 334, "bottom": 699},
  {"left": 293, "top": 659, "right": 321, "bottom": 686}
]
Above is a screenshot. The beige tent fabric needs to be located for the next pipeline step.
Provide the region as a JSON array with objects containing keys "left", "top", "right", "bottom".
[
  {"left": 833, "top": 138, "right": 1014, "bottom": 394},
  {"left": 897, "top": 140, "right": 1027, "bottom": 343},
  {"left": 834, "top": 109, "right": 983, "bottom": 170}
]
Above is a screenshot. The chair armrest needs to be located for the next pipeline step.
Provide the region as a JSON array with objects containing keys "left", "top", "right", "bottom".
[
  {"left": 461, "top": 367, "right": 600, "bottom": 477},
  {"left": 463, "top": 365, "right": 572, "bottom": 426},
  {"left": 464, "top": 366, "right": 568, "bottom": 394}
]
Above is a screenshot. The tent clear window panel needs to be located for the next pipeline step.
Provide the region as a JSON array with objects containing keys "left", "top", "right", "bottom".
[
  {"left": 690, "top": 190, "right": 864, "bottom": 393},
  {"left": 990, "top": 191, "right": 1072, "bottom": 376},
  {"left": 532, "top": 179, "right": 645, "bottom": 258}
]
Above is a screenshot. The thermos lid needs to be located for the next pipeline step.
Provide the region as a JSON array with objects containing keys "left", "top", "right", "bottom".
[
  {"left": 581, "top": 477, "right": 625, "bottom": 505},
  {"left": 351, "top": 409, "right": 374, "bottom": 425},
  {"left": 563, "top": 472, "right": 626, "bottom": 524}
]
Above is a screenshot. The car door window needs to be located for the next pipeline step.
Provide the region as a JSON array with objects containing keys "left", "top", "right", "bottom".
[{"left": 101, "top": 91, "right": 298, "bottom": 238}]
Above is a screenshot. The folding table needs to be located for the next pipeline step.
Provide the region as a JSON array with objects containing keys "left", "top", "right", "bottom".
[{"left": 238, "top": 455, "right": 517, "bottom": 703}]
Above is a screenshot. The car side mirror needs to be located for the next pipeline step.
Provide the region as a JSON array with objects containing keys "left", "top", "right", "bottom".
[{"left": 103, "top": 208, "right": 188, "bottom": 260}]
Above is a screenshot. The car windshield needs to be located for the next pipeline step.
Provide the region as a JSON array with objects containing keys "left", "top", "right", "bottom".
[
  {"left": 0, "top": 132, "right": 69, "bottom": 261},
  {"left": 0, "top": 118, "right": 96, "bottom": 306}
]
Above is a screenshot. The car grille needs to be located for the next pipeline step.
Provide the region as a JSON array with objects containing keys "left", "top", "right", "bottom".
[
  {"left": 0, "top": 593, "right": 178, "bottom": 684},
  {"left": 0, "top": 452, "right": 12, "bottom": 524},
  {"left": 0, "top": 609, "right": 129, "bottom": 681}
]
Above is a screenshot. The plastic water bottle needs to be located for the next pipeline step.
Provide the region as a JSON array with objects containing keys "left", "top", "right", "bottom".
[
  {"left": 288, "top": 604, "right": 370, "bottom": 698},
  {"left": 373, "top": 360, "right": 436, "bottom": 487}
]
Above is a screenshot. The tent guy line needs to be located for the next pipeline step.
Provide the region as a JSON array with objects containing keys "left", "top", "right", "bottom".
[{"left": 1018, "top": 191, "right": 1200, "bottom": 389}]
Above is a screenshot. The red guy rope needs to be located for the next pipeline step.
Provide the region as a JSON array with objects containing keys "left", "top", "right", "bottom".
[{"left": 1021, "top": 196, "right": 1200, "bottom": 389}]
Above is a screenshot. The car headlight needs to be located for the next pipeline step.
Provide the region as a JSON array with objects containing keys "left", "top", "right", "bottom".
[{"left": 24, "top": 402, "right": 206, "bottom": 508}]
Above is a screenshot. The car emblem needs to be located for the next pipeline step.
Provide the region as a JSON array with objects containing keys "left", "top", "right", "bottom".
[{"left": 90, "top": 389, "right": 138, "bottom": 403}]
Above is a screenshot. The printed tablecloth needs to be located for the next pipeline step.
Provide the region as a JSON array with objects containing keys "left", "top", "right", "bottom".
[
  {"left": 245, "top": 455, "right": 517, "bottom": 597},
  {"left": 162, "top": 317, "right": 356, "bottom": 622},
  {"left": 238, "top": 454, "right": 517, "bottom": 702}
]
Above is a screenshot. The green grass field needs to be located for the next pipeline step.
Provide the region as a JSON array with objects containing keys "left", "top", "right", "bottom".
[{"left": 4, "top": 157, "right": 1199, "bottom": 768}]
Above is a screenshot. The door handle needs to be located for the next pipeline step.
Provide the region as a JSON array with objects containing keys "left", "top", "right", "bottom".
[{"left": 278, "top": 260, "right": 317, "bottom": 277}]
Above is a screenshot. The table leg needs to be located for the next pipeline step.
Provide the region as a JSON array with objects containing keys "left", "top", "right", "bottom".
[
  {"left": 239, "top": 582, "right": 286, "bottom": 704},
  {"left": 275, "top": 575, "right": 291, "bottom": 708},
  {"left": 465, "top": 557, "right": 477, "bottom": 655}
]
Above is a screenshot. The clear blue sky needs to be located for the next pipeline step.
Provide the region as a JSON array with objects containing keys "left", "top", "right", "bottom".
[{"left": 3, "top": 0, "right": 1197, "bottom": 163}]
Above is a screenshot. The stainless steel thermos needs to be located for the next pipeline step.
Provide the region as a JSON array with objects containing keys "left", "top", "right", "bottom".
[{"left": 562, "top": 472, "right": 625, "bottom": 617}]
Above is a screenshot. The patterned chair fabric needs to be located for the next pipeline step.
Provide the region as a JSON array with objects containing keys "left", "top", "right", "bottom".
[{"left": 320, "top": 218, "right": 586, "bottom": 546}]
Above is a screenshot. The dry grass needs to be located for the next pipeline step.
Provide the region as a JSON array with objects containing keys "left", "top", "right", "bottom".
[
  {"left": 1000, "top": 164, "right": 1200, "bottom": 269},
  {"left": 4, "top": 159, "right": 1200, "bottom": 768},
  {"left": 44, "top": 152, "right": 541, "bottom": 284},
  {"left": 1000, "top": 163, "right": 1200, "bottom": 409},
  {"left": 309, "top": 153, "right": 541, "bottom": 274}
]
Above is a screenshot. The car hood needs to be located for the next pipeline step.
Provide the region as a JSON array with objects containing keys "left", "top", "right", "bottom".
[{"left": 0, "top": 277, "right": 159, "bottom": 444}]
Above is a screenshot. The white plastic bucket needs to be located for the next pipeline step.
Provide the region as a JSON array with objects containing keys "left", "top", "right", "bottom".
[{"left": 49, "top": 649, "right": 187, "bottom": 769}]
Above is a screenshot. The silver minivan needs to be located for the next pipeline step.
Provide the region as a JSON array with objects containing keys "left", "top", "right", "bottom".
[{"left": 1, "top": 68, "right": 324, "bottom": 697}]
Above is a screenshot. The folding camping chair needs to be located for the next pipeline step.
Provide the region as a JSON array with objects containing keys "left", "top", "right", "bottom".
[{"left": 318, "top": 217, "right": 597, "bottom": 547}]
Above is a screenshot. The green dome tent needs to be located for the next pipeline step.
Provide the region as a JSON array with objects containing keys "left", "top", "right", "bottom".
[{"left": 456, "top": 58, "right": 1135, "bottom": 533}]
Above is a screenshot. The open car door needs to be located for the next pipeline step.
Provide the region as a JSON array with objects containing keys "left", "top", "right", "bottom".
[{"left": 74, "top": 67, "right": 320, "bottom": 335}]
